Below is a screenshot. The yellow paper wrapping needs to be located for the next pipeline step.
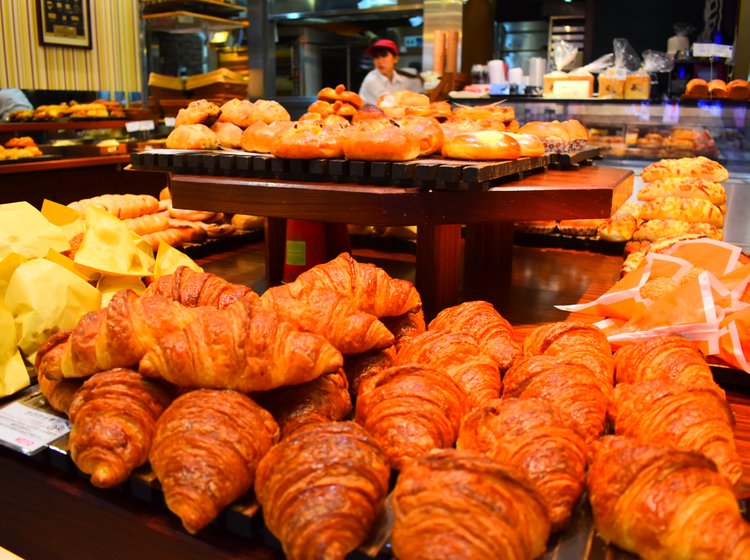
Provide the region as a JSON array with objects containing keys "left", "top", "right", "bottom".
[
  {"left": 41, "top": 199, "right": 84, "bottom": 241},
  {"left": 97, "top": 275, "right": 146, "bottom": 308},
  {"left": 0, "top": 253, "right": 28, "bottom": 297},
  {"left": 0, "top": 301, "right": 29, "bottom": 397},
  {"left": 153, "top": 242, "right": 203, "bottom": 277},
  {"left": 5, "top": 258, "right": 102, "bottom": 364},
  {"left": 73, "top": 206, "right": 155, "bottom": 277},
  {"left": 0, "top": 201, "right": 70, "bottom": 260}
]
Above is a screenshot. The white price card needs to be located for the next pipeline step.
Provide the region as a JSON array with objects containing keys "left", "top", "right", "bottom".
[
  {"left": 692, "top": 43, "right": 733, "bottom": 59},
  {"left": 125, "top": 120, "right": 156, "bottom": 132},
  {"left": 0, "top": 391, "right": 70, "bottom": 455},
  {"left": 164, "top": 116, "right": 176, "bottom": 128}
]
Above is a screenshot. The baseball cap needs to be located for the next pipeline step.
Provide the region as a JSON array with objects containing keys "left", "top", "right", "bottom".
[{"left": 366, "top": 39, "right": 399, "bottom": 56}]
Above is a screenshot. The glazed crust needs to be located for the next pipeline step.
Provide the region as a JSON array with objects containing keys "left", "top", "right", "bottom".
[
  {"left": 441, "top": 130, "right": 521, "bottom": 160},
  {"left": 342, "top": 120, "right": 420, "bottom": 161}
]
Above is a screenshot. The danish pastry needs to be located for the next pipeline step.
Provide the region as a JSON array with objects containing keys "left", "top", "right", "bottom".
[{"left": 441, "top": 130, "right": 521, "bottom": 160}]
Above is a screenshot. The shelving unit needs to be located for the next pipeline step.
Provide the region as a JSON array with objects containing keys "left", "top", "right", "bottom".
[{"left": 0, "top": 121, "right": 129, "bottom": 133}]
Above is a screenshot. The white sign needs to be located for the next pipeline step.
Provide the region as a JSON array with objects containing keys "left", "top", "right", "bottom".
[
  {"left": 692, "top": 43, "right": 733, "bottom": 59},
  {"left": 0, "top": 393, "right": 70, "bottom": 455},
  {"left": 552, "top": 80, "right": 591, "bottom": 99},
  {"left": 125, "top": 120, "right": 156, "bottom": 133}
]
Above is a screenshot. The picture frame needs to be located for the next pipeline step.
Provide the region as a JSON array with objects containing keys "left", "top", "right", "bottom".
[{"left": 36, "top": 0, "right": 92, "bottom": 49}]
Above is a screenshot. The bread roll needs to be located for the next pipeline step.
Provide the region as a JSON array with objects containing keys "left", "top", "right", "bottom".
[
  {"left": 271, "top": 120, "right": 347, "bottom": 159},
  {"left": 210, "top": 121, "right": 242, "bottom": 149},
  {"left": 342, "top": 120, "right": 420, "bottom": 161},
  {"left": 395, "top": 115, "right": 444, "bottom": 156},
  {"left": 442, "top": 130, "right": 521, "bottom": 161},
  {"left": 252, "top": 99, "right": 291, "bottom": 123},
  {"left": 165, "top": 124, "right": 218, "bottom": 150},
  {"left": 557, "top": 219, "right": 605, "bottom": 237},
  {"left": 218, "top": 98, "right": 260, "bottom": 128},
  {"left": 727, "top": 79, "right": 750, "bottom": 101},
  {"left": 637, "top": 177, "right": 727, "bottom": 205},
  {"left": 708, "top": 79, "right": 728, "bottom": 99},
  {"left": 503, "top": 133, "right": 545, "bottom": 157},
  {"left": 174, "top": 99, "right": 221, "bottom": 128},
  {"left": 517, "top": 120, "right": 571, "bottom": 153},
  {"left": 631, "top": 219, "right": 722, "bottom": 242},
  {"left": 639, "top": 196, "right": 724, "bottom": 227},
  {"left": 240, "top": 120, "right": 294, "bottom": 153},
  {"left": 641, "top": 156, "right": 729, "bottom": 183},
  {"left": 352, "top": 103, "right": 388, "bottom": 123},
  {"left": 685, "top": 78, "right": 709, "bottom": 98}
]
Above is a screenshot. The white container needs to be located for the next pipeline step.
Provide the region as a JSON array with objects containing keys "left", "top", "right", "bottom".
[
  {"left": 528, "top": 57, "right": 546, "bottom": 87},
  {"left": 508, "top": 67, "right": 524, "bottom": 84},
  {"left": 487, "top": 59, "right": 507, "bottom": 84}
]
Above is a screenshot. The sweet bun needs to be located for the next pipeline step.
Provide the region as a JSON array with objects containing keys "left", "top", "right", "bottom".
[
  {"left": 503, "top": 133, "right": 545, "bottom": 157},
  {"left": 211, "top": 121, "right": 243, "bottom": 149},
  {"left": 504, "top": 119, "right": 520, "bottom": 133},
  {"left": 219, "top": 98, "right": 260, "bottom": 128},
  {"left": 231, "top": 214, "right": 265, "bottom": 230},
  {"left": 442, "top": 130, "right": 522, "bottom": 161},
  {"left": 159, "top": 187, "right": 171, "bottom": 201},
  {"left": 339, "top": 90, "right": 365, "bottom": 109},
  {"left": 685, "top": 78, "right": 709, "bottom": 98},
  {"left": 332, "top": 100, "right": 357, "bottom": 118},
  {"left": 352, "top": 104, "right": 388, "bottom": 123},
  {"left": 317, "top": 86, "right": 339, "bottom": 103},
  {"left": 165, "top": 124, "right": 219, "bottom": 150},
  {"left": 174, "top": 99, "right": 221, "bottom": 128},
  {"left": 727, "top": 79, "right": 750, "bottom": 101},
  {"left": 395, "top": 116, "right": 444, "bottom": 156},
  {"left": 517, "top": 121, "right": 571, "bottom": 154},
  {"left": 560, "top": 119, "right": 589, "bottom": 150},
  {"left": 241, "top": 120, "right": 294, "bottom": 153},
  {"left": 708, "top": 79, "right": 728, "bottom": 99},
  {"left": 307, "top": 100, "right": 335, "bottom": 117},
  {"left": 253, "top": 100, "right": 291, "bottom": 124},
  {"left": 271, "top": 120, "right": 347, "bottom": 159},
  {"left": 342, "top": 120, "right": 420, "bottom": 161},
  {"left": 440, "top": 118, "right": 484, "bottom": 142}
]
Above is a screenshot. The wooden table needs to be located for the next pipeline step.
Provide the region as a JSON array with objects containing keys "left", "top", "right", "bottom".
[{"left": 169, "top": 165, "right": 633, "bottom": 318}]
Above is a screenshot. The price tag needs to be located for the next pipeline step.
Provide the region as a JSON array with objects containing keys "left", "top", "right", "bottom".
[
  {"left": 692, "top": 43, "right": 733, "bottom": 58},
  {"left": 125, "top": 120, "right": 156, "bottom": 132},
  {"left": 164, "top": 117, "right": 176, "bottom": 128},
  {"left": 552, "top": 80, "right": 591, "bottom": 98},
  {"left": 0, "top": 392, "right": 70, "bottom": 455}
]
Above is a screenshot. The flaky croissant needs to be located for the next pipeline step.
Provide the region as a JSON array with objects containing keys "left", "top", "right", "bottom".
[
  {"left": 35, "top": 329, "right": 81, "bottom": 414},
  {"left": 150, "top": 389, "right": 279, "bottom": 534},
  {"left": 356, "top": 364, "right": 468, "bottom": 469},
  {"left": 143, "top": 265, "right": 259, "bottom": 308},
  {"left": 391, "top": 449, "right": 550, "bottom": 560},
  {"left": 610, "top": 379, "right": 743, "bottom": 489},
  {"left": 457, "top": 398, "right": 587, "bottom": 531},
  {"left": 588, "top": 436, "right": 750, "bottom": 559},
  {"left": 343, "top": 346, "right": 397, "bottom": 398},
  {"left": 255, "top": 422, "right": 390, "bottom": 560},
  {"left": 67, "top": 369, "right": 174, "bottom": 488},
  {"left": 396, "top": 329, "right": 501, "bottom": 408},
  {"left": 56, "top": 290, "right": 343, "bottom": 392},
  {"left": 381, "top": 308, "right": 426, "bottom": 351},
  {"left": 253, "top": 368, "right": 352, "bottom": 439},
  {"left": 503, "top": 355, "right": 608, "bottom": 443},
  {"left": 428, "top": 300, "right": 521, "bottom": 370}
]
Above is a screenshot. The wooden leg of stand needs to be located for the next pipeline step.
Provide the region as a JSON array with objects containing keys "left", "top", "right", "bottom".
[
  {"left": 265, "top": 217, "right": 286, "bottom": 287},
  {"left": 416, "top": 223, "right": 462, "bottom": 320},
  {"left": 463, "top": 222, "right": 514, "bottom": 312}
]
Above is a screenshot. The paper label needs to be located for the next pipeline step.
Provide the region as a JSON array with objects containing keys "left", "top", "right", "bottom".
[
  {"left": 164, "top": 117, "right": 176, "bottom": 128},
  {"left": 125, "top": 120, "right": 156, "bottom": 132},
  {"left": 0, "top": 391, "right": 70, "bottom": 455},
  {"left": 552, "top": 80, "right": 591, "bottom": 98},
  {"left": 693, "top": 43, "right": 733, "bottom": 58}
]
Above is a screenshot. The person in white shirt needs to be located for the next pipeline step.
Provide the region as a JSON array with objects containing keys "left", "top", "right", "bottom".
[
  {"left": 0, "top": 89, "right": 33, "bottom": 120},
  {"left": 358, "top": 38, "right": 423, "bottom": 105}
]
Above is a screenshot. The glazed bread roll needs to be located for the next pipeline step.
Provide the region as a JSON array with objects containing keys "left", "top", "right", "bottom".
[
  {"left": 395, "top": 115, "right": 445, "bottom": 156},
  {"left": 503, "top": 132, "right": 545, "bottom": 157},
  {"left": 440, "top": 118, "right": 486, "bottom": 142},
  {"left": 352, "top": 103, "right": 388, "bottom": 122},
  {"left": 452, "top": 104, "right": 515, "bottom": 123},
  {"left": 442, "top": 130, "right": 521, "bottom": 161},
  {"left": 69, "top": 194, "right": 160, "bottom": 220},
  {"left": 378, "top": 90, "right": 431, "bottom": 109},
  {"left": 231, "top": 213, "right": 264, "bottom": 230},
  {"left": 306, "top": 99, "right": 335, "bottom": 117},
  {"left": 342, "top": 120, "right": 420, "bottom": 161},
  {"left": 210, "top": 121, "right": 242, "bottom": 149},
  {"left": 560, "top": 119, "right": 589, "bottom": 150},
  {"left": 517, "top": 120, "right": 571, "bottom": 153},
  {"left": 252, "top": 99, "right": 291, "bottom": 123},
  {"left": 240, "top": 120, "right": 294, "bottom": 153},
  {"left": 708, "top": 79, "right": 728, "bottom": 98},
  {"left": 174, "top": 99, "right": 221, "bottom": 128},
  {"left": 631, "top": 218, "right": 722, "bottom": 241},
  {"left": 685, "top": 78, "right": 709, "bottom": 98},
  {"left": 727, "top": 79, "right": 750, "bottom": 101},
  {"left": 557, "top": 218, "right": 605, "bottom": 237},
  {"left": 639, "top": 196, "right": 724, "bottom": 227},
  {"left": 641, "top": 156, "right": 729, "bottom": 183},
  {"left": 122, "top": 211, "right": 169, "bottom": 236},
  {"left": 637, "top": 177, "right": 726, "bottom": 205},
  {"left": 165, "top": 124, "right": 218, "bottom": 150},
  {"left": 271, "top": 120, "right": 347, "bottom": 159},
  {"left": 218, "top": 98, "right": 260, "bottom": 128}
]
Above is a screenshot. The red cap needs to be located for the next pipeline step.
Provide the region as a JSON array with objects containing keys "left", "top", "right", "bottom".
[{"left": 366, "top": 39, "right": 399, "bottom": 56}]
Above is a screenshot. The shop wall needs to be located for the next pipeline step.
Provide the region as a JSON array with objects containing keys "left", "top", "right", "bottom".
[{"left": 0, "top": 0, "right": 141, "bottom": 94}]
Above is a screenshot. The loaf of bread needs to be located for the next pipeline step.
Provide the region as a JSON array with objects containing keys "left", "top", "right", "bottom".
[
  {"left": 639, "top": 196, "right": 724, "bottom": 227},
  {"left": 631, "top": 218, "right": 722, "bottom": 241},
  {"left": 342, "top": 120, "right": 420, "bottom": 161},
  {"left": 637, "top": 177, "right": 727, "bottom": 205},
  {"left": 442, "top": 130, "right": 521, "bottom": 161},
  {"left": 165, "top": 124, "right": 218, "bottom": 150},
  {"left": 641, "top": 156, "right": 729, "bottom": 183},
  {"left": 210, "top": 121, "right": 242, "bottom": 149}
]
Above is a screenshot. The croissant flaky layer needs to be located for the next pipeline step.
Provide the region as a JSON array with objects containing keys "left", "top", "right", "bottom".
[
  {"left": 457, "top": 398, "right": 587, "bottom": 531},
  {"left": 391, "top": 449, "right": 550, "bottom": 560},
  {"left": 255, "top": 422, "right": 390, "bottom": 560},
  {"left": 150, "top": 389, "right": 279, "bottom": 534},
  {"left": 143, "top": 265, "right": 259, "bottom": 308},
  {"left": 588, "top": 436, "right": 750, "bottom": 560},
  {"left": 67, "top": 369, "right": 174, "bottom": 488}
]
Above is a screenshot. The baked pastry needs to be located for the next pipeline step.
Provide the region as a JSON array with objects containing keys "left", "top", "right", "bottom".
[
  {"left": 631, "top": 218, "right": 722, "bottom": 241},
  {"left": 255, "top": 422, "right": 390, "bottom": 560},
  {"left": 637, "top": 177, "right": 727, "bottom": 205},
  {"left": 35, "top": 330, "right": 80, "bottom": 413},
  {"left": 356, "top": 364, "right": 468, "bottom": 470},
  {"left": 557, "top": 218, "right": 605, "bottom": 237},
  {"left": 501, "top": 132, "right": 545, "bottom": 157},
  {"left": 610, "top": 379, "right": 742, "bottom": 488},
  {"left": 439, "top": 117, "right": 486, "bottom": 142},
  {"left": 514, "top": 220, "right": 557, "bottom": 234},
  {"left": 560, "top": 119, "right": 589, "bottom": 151},
  {"left": 396, "top": 329, "right": 501, "bottom": 408},
  {"left": 598, "top": 71, "right": 626, "bottom": 99},
  {"left": 351, "top": 103, "right": 388, "bottom": 122},
  {"left": 641, "top": 156, "right": 729, "bottom": 183},
  {"left": 143, "top": 266, "right": 258, "bottom": 309},
  {"left": 343, "top": 346, "right": 397, "bottom": 397},
  {"left": 685, "top": 77, "right": 709, "bottom": 98},
  {"left": 68, "top": 368, "right": 174, "bottom": 488},
  {"left": 68, "top": 194, "right": 160, "bottom": 220},
  {"left": 230, "top": 213, "right": 264, "bottom": 230},
  {"left": 218, "top": 98, "right": 260, "bottom": 128},
  {"left": 597, "top": 212, "right": 639, "bottom": 242},
  {"left": 588, "top": 436, "right": 750, "bottom": 559},
  {"left": 164, "top": 199, "right": 219, "bottom": 222},
  {"left": 342, "top": 119, "right": 420, "bottom": 161},
  {"left": 210, "top": 121, "right": 243, "bottom": 149},
  {"left": 727, "top": 79, "right": 750, "bottom": 101},
  {"left": 451, "top": 103, "right": 515, "bottom": 123},
  {"left": 165, "top": 124, "right": 219, "bottom": 150},
  {"left": 381, "top": 308, "right": 426, "bottom": 351},
  {"left": 252, "top": 99, "right": 291, "bottom": 123},
  {"left": 639, "top": 196, "right": 724, "bottom": 227},
  {"left": 708, "top": 79, "right": 728, "bottom": 98},
  {"left": 457, "top": 398, "right": 587, "bottom": 531},
  {"left": 442, "top": 130, "right": 521, "bottom": 160},
  {"left": 517, "top": 120, "right": 572, "bottom": 153},
  {"left": 141, "top": 227, "right": 196, "bottom": 250},
  {"left": 395, "top": 115, "right": 444, "bottom": 156},
  {"left": 428, "top": 300, "right": 520, "bottom": 370},
  {"left": 624, "top": 73, "right": 651, "bottom": 99},
  {"left": 376, "top": 90, "right": 431, "bottom": 118},
  {"left": 271, "top": 120, "right": 347, "bottom": 159},
  {"left": 173, "top": 99, "right": 221, "bottom": 128},
  {"left": 391, "top": 449, "right": 550, "bottom": 560},
  {"left": 122, "top": 211, "right": 169, "bottom": 236},
  {"left": 150, "top": 389, "right": 279, "bottom": 534},
  {"left": 4, "top": 136, "right": 37, "bottom": 148}
]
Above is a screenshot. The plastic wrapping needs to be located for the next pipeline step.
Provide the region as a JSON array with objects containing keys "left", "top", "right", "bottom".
[
  {"left": 599, "top": 38, "right": 640, "bottom": 99},
  {"left": 578, "top": 53, "right": 614, "bottom": 75},
  {"left": 552, "top": 40, "right": 579, "bottom": 72},
  {"left": 613, "top": 38, "right": 642, "bottom": 72},
  {"left": 642, "top": 50, "right": 674, "bottom": 73}
]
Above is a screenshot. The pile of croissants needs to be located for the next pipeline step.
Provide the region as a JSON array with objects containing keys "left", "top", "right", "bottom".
[{"left": 33, "top": 254, "right": 749, "bottom": 559}]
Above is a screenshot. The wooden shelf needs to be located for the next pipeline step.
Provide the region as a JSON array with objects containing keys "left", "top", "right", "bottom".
[
  {"left": 142, "top": 10, "right": 248, "bottom": 33},
  {"left": 142, "top": 0, "right": 245, "bottom": 18},
  {"left": 0, "top": 120, "right": 128, "bottom": 133}
]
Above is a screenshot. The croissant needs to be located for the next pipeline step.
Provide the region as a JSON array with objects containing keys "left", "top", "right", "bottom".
[
  {"left": 428, "top": 300, "right": 521, "bottom": 370},
  {"left": 343, "top": 345, "right": 397, "bottom": 397},
  {"left": 253, "top": 368, "right": 352, "bottom": 439},
  {"left": 150, "top": 389, "right": 279, "bottom": 534},
  {"left": 68, "top": 194, "right": 160, "bottom": 220},
  {"left": 255, "top": 422, "right": 390, "bottom": 560},
  {"left": 613, "top": 335, "right": 718, "bottom": 388},
  {"left": 588, "top": 436, "right": 750, "bottom": 559},
  {"left": 57, "top": 290, "right": 343, "bottom": 392},
  {"left": 122, "top": 211, "right": 169, "bottom": 236},
  {"left": 35, "top": 329, "right": 81, "bottom": 413},
  {"left": 143, "top": 266, "right": 259, "bottom": 308},
  {"left": 396, "top": 329, "right": 501, "bottom": 408},
  {"left": 67, "top": 369, "right": 174, "bottom": 488},
  {"left": 503, "top": 355, "right": 608, "bottom": 443},
  {"left": 37, "top": 369, "right": 82, "bottom": 415},
  {"left": 610, "top": 379, "right": 743, "bottom": 489},
  {"left": 381, "top": 308, "right": 426, "bottom": 351},
  {"left": 457, "top": 398, "right": 587, "bottom": 531},
  {"left": 355, "top": 364, "right": 468, "bottom": 469},
  {"left": 391, "top": 448, "right": 550, "bottom": 560}
]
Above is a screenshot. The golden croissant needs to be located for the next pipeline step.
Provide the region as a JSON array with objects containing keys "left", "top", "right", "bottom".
[
  {"left": 255, "top": 421, "right": 391, "bottom": 560},
  {"left": 391, "top": 448, "right": 550, "bottom": 560},
  {"left": 150, "top": 389, "right": 279, "bottom": 534},
  {"left": 143, "top": 265, "right": 259, "bottom": 308},
  {"left": 355, "top": 364, "right": 468, "bottom": 469},
  {"left": 381, "top": 308, "right": 426, "bottom": 351},
  {"left": 396, "top": 329, "right": 501, "bottom": 408},
  {"left": 428, "top": 300, "right": 521, "bottom": 370},
  {"left": 35, "top": 329, "right": 81, "bottom": 414},
  {"left": 588, "top": 436, "right": 750, "bottom": 559},
  {"left": 343, "top": 346, "right": 397, "bottom": 398},
  {"left": 56, "top": 290, "right": 343, "bottom": 392},
  {"left": 457, "top": 398, "right": 587, "bottom": 531},
  {"left": 67, "top": 368, "right": 174, "bottom": 488},
  {"left": 610, "top": 379, "right": 743, "bottom": 489}
]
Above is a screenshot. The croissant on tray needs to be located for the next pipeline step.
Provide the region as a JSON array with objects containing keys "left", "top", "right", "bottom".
[
  {"left": 391, "top": 449, "right": 550, "bottom": 560},
  {"left": 588, "top": 436, "right": 750, "bottom": 559},
  {"left": 457, "top": 398, "right": 587, "bottom": 531},
  {"left": 396, "top": 329, "right": 501, "bottom": 408},
  {"left": 35, "top": 330, "right": 81, "bottom": 414},
  {"left": 503, "top": 355, "right": 609, "bottom": 443},
  {"left": 255, "top": 422, "right": 391, "bottom": 560},
  {"left": 143, "top": 266, "right": 259, "bottom": 308},
  {"left": 609, "top": 379, "right": 743, "bottom": 489},
  {"left": 67, "top": 369, "right": 174, "bottom": 488},
  {"left": 343, "top": 346, "right": 397, "bottom": 398},
  {"left": 355, "top": 364, "right": 468, "bottom": 469},
  {"left": 428, "top": 300, "right": 521, "bottom": 370},
  {"left": 54, "top": 290, "right": 343, "bottom": 392},
  {"left": 253, "top": 368, "right": 352, "bottom": 439},
  {"left": 381, "top": 308, "right": 426, "bottom": 351},
  {"left": 150, "top": 389, "right": 279, "bottom": 534}
]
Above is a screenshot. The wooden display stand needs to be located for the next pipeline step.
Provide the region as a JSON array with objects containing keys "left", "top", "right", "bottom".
[{"left": 427, "top": 72, "right": 471, "bottom": 102}]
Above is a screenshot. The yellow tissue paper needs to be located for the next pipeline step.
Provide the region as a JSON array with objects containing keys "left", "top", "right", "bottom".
[
  {"left": 41, "top": 199, "right": 84, "bottom": 241},
  {"left": 153, "top": 241, "right": 204, "bottom": 277},
  {"left": 0, "top": 252, "right": 28, "bottom": 297},
  {"left": 0, "top": 201, "right": 70, "bottom": 260},
  {"left": 73, "top": 206, "right": 155, "bottom": 277},
  {"left": 98, "top": 275, "right": 146, "bottom": 308},
  {"left": 0, "top": 301, "right": 29, "bottom": 397},
  {"left": 5, "top": 258, "right": 101, "bottom": 364}
]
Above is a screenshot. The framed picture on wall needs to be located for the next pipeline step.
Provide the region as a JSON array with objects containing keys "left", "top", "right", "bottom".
[{"left": 36, "top": 0, "right": 92, "bottom": 49}]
